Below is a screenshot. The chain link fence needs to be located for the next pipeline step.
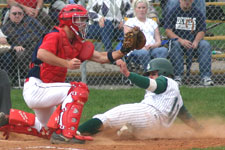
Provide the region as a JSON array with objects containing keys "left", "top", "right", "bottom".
[{"left": 0, "top": 1, "right": 225, "bottom": 88}]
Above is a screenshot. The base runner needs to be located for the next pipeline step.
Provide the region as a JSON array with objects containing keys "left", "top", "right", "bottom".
[{"left": 78, "top": 58, "right": 203, "bottom": 136}]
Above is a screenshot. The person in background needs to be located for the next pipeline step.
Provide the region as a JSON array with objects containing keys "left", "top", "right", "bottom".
[
  {"left": 164, "top": 0, "right": 213, "bottom": 86},
  {"left": 160, "top": 0, "right": 206, "bottom": 27},
  {"left": 6, "top": 0, "right": 54, "bottom": 31},
  {"left": 124, "top": 0, "right": 168, "bottom": 71},
  {"left": 1, "top": 4, "right": 48, "bottom": 85},
  {"left": 86, "top": 0, "right": 132, "bottom": 52}
]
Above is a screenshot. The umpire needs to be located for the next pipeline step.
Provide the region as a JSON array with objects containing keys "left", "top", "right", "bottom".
[{"left": 0, "top": 69, "right": 11, "bottom": 115}]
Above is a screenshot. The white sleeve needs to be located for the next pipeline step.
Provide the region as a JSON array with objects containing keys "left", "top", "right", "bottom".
[
  {"left": 146, "top": 78, "right": 157, "bottom": 92},
  {"left": 152, "top": 19, "right": 158, "bottom": 30},
  {"left": 124, "top": 18, "right": 135, "bottom": 27}
]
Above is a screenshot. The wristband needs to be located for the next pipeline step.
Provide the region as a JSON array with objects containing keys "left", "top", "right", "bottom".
[{"left": 107, "top": 52, "right": 115, "bottom": 63}]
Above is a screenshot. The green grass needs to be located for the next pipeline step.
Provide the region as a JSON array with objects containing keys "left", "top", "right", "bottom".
[
  {"left": 11, "top": 86, "right": 225, "bottom": 120},
  {"left": 10, "top": 86, "right": 225, "bottom": 150}
]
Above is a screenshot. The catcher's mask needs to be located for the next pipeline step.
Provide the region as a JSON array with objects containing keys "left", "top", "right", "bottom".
[
  {"left": 143, "top": 58, "right": 174, "bottom": 78},
  {"left": 58, "top": 4, "right": 88, "bottom": 40}
]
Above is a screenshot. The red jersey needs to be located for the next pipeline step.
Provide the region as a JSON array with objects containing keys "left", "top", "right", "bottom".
[{"left": 38, "top": 26, "right": 93, "bottom": 83}]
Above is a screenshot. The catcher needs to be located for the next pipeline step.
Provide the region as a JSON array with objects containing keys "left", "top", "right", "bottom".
[
  {"left": 78, "top": 58, "right": 203, "bottom": 136},
  {"left": 0, "top": 4, "right": 145, "bottom": 144}
]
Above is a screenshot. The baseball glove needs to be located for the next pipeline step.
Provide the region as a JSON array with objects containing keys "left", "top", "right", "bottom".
[{"left": 121, "top": 26, "right": 146, "bottom": 54}]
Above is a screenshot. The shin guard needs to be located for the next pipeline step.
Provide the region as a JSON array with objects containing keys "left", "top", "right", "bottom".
[{"left": 60, "top": 82, "right": 89, "bottom": 139}]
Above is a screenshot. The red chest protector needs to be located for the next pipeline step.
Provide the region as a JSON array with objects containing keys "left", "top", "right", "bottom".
[{"left": 40, "top": 27, "right": 82, "bottom": 83}]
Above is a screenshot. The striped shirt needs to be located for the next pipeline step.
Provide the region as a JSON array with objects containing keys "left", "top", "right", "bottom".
[
  {"left": 87, "top": 0, "right": 132, "bottom": 22},
  {"left": 141, "top": 77, "right": 183, "bottom": 127}
]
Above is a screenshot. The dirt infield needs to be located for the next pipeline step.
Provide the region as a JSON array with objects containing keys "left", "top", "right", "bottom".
[{"left": 1, "top": 118, "right": 225, "bottom": 150}]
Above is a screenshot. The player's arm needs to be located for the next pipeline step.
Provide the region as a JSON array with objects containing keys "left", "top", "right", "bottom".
[
  {"left": 116, "top": 59, "right": 167, "bottom": 93},
  {"left": 37, "top": 48, "right": 81, "bottom": 70},
  {"left": 89, "top": 50, "right": 124, "bottom": 64},
  {"left": 127, "top": 72, "right": 167, "bottom": 94},
  {"left": 177, "top": 105, "right": 203, "bottom": 131}
]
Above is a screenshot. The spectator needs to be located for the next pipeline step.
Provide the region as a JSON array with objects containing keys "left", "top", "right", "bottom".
[
  {"left": 1, "top": 4, "right": 48, "bottom": 85},
  {"left": 86, "top": 0, "right": 132, "bottom": 52},
  {"left": 78, "top": 58, "right": 203, "bottom": 136},
  {"left": 160, "top": 0, "right": 206, "bottom": 27},
  {"left": 6, "top": 0, "right": 54, "bottom": 31},
  {"left": 126, "top": 0, "right": 159, "bottom": 22},
  {"left": 0, "top": 70, "right": 12, "bottom": 116},
  {"left": 124, "top": 0, "right": 168, "bottom": 71},
  {"left": 164, "top": 0, "right": 213, "bottom": 86}
]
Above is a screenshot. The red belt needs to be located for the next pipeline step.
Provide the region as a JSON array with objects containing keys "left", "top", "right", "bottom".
[{"left": 25, "top": 78, "right": 29, "bottom": 83}]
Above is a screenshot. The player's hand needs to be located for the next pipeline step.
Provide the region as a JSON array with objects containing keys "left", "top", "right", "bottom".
[
  {"left": 67, "top": 58, "right": 81, "bottom": 70},
  {"left": 116, "top": 59, "right": 130, "bottom": 77}
]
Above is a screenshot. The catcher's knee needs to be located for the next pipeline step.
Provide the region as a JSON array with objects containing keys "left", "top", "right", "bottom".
[{"left": 69, "top": 81, "right": 89, "bottom": 104}]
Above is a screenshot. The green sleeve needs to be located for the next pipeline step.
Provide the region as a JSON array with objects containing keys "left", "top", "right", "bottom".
[
  {"left": 154, "top": 76, "right": 167, "bottom": 94},
  {"left": 128, "top": 72, "right": 150, "bottom": 89},
  {"left": 127, "top": 73, "right": 167, "bottom": 93},
  {"left": 177, "top": 105, "right": 203, "bottom": 131}
]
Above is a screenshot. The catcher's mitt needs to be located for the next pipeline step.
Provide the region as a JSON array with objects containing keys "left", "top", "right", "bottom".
[{"left": 121, "top": 26, "right": 146, "bottom": 54}]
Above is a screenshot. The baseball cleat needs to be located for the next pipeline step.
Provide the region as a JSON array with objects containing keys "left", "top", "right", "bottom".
[
  {"left": 0, "top": 112, "right": 9, "bottom": 127},
  {"left": 117, "top": 123, "right": 135, "bottom": 138},
  {"left": 50, "top": 132, "right": 85, "bottom": 144}
]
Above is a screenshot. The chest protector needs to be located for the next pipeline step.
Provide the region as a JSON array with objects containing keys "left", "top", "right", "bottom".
[{"left": 40, "top": 27, "right": 83, "bottom": 83}]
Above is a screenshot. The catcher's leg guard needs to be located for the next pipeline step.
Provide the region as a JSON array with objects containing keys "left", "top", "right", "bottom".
[
  {"left": 61, "top": 82, "right": 89, "bottom": 138},
  {"left": 0, "top": 109, "right": 52, "bottom": 139},
  {"left": 49, "top": 82, "right": 93, "bottom": 143}
]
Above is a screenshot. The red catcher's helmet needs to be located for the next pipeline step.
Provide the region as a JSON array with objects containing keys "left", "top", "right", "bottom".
[{"left": 58, "top": 4, "right": 88, "bottom": 40}]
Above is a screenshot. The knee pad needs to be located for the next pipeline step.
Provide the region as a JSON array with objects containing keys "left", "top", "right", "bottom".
[{"left": 69, "top": 81, "right": 89, "bottom": 104}]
